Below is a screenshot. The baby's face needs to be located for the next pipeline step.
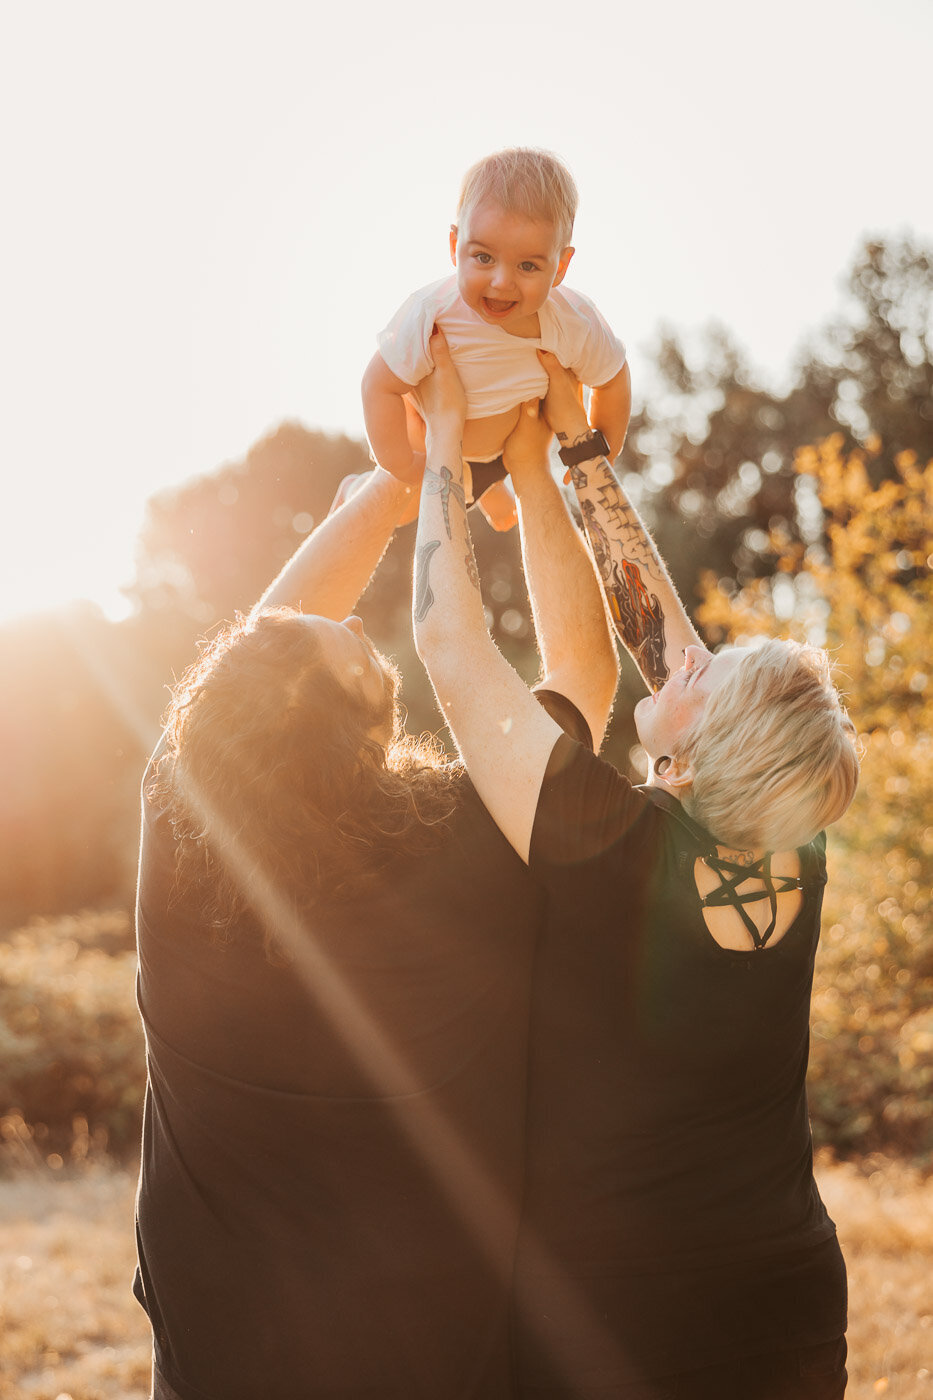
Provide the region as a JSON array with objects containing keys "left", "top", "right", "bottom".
[{"left": 450, "top": 200, "right": 574, "bottom": 334}]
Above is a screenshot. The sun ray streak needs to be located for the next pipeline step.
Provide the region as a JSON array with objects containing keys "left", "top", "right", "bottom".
[
  {"left": 49, "top": 627, "right": 633, "bottom": 1388},
  {"left": 64, "top": 601, "right": 632, "bottom": 1383},
  {"left": 169, "top": 762, "right": 633, "bottom": 1382}
]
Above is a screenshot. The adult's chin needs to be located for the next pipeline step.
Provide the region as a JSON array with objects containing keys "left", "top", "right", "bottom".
[{"left": 632, "top": 700, "right": 651, "bottom": 747}]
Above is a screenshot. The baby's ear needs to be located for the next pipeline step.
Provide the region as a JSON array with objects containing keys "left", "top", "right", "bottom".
[
  {"left": 449, "top": 224, "right": 459, "bottom": 266},
  {"left": 552, "top": 245, "right": 575, "bottom": 288}
]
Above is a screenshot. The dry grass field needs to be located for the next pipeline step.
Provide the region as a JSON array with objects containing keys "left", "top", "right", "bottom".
[{"left": 0, "top": 1154, "right": 930, "bottom": 1399}]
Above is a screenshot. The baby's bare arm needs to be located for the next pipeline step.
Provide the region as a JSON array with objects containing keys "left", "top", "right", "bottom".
[
  {"left": 588, "top": 362, "right": 632, "bottom": 463},
  {"left": 361, "top": 352, "right": 422, "bottom": 485}
]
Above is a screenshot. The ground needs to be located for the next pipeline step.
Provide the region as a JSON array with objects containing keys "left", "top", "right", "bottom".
[{"left": 0, "top": 1154, "right": 929, "bottom": 1399}]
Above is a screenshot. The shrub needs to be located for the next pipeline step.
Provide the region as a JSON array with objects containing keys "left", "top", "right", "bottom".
[
  {"left": 698, "top": 441, "right": 933, "bottom": 1161},
  {"left": 0, "top": 911, "right": 145, "bottom": 1167}
]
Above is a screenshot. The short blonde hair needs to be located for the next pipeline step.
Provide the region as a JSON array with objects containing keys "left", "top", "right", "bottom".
[
  {"left": 457, "top": 147, "right": 578, "bottom": 248},
  {"left": 678, "top": 639, "right": 859, "bottom": 852}
]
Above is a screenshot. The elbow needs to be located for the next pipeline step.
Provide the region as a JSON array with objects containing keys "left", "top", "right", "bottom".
[
  {"left": 413, "top": 605, "right": 447, "bottom": 668},
  {"left": 594, "top": 637, "right": 622, "bottom": 712},
  {"left": 361, "top": 352, "right": 383, "bottom": 399},
  {"left": 415, "top": 607, "right": 488, "bottom": 690},
  {"left": 414, "top": 619, "right": 458, "bottom": 699},
  {"left": 600, "top": 662, "right": 621, "bottom": 718}
]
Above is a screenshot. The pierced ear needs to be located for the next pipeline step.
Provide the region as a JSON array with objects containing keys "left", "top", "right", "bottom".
[
  {"left": 449, "top": 225, "right": 458, "bottom": 266},
  {"left": 552, "top": 245, "right": 575, "bottom": 288},
  {"left": 660, "top": 756, "right": 694, "bottom": 793}
]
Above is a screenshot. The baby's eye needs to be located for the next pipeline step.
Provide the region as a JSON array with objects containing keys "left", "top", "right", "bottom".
[
  {"left": 519, "top": 261, "right": 541, "bottom": 273},
  {"left": 473, "top": 252, "right": 493, "bottom": 265}
]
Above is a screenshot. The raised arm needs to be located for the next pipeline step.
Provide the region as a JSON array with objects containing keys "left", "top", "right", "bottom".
[
  {"left": 539, "top": 351, "right": 700, "bottom": 692},
  {"left": 254, "top": 466, "right": 411, "bottom": 620},
  {"left": 588, "top": 360, "right": 632, "bottom": 464},
  {"left": 503, "top": 402, "right": 619, "bottom": 750},
  {"left": 413, "top": 334, "right": 563, "bottom": 862}
]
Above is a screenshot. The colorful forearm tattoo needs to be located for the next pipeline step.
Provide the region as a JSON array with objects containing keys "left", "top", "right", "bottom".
[{"left": 580, "top": 488, "right": 670, "bottom": 691}]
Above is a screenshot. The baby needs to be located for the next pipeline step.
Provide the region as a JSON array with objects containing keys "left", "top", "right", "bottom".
[{"left": 362, "top": 147, "right": 631, "bottom": 531}]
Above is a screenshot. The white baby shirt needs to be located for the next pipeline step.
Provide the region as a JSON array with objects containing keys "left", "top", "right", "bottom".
[{"left": 377, "top": 276, "right": 626, "bottom": 418}]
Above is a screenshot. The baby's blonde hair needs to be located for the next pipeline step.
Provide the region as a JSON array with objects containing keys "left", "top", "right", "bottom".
[
  {"left": 678, "top": 639, "right": 859, "bottom": 852},
  {"left": 457, "top": 147, "right": 578, "bottom": 248}
]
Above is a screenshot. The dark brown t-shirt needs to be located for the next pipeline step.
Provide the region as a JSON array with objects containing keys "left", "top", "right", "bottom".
[{"left": 133, "top": 691, "right": 589, "bottom": 1400}]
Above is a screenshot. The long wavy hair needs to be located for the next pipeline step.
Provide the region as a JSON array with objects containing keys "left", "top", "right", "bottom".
[{"left": 150, "top": 609, "right": 460, "bottom": 957}]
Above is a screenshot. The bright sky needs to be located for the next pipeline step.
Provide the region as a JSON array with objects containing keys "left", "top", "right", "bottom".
[{"left": 1, "top": 0, "right": 930, "bottom": 624}]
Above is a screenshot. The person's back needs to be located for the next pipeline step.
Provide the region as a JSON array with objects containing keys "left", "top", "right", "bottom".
[
  {"left": 136, "top": 740, "right": 542, "bottom": 1400},
  {"left": 127, "top": 552, "right": 553, "bottom": 1400},
  {"left": 514, "top": 746, "right": 845, "bottom": 1389}
]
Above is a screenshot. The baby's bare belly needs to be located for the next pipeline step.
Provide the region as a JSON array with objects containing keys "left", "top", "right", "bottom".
[
  {"left": 462, "top": 408, "right": 521, "bottom": 460},
  {"left": 404, "top": 397, "right": 521, "bottom": 460}
]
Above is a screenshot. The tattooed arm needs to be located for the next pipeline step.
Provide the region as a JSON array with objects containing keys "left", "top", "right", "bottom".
[
  {"left": 538, "top": 350, "right": 701, "bottom": 692},
  {"left": 502, "top": 397, "right": 619, "bottom": 750},
  {"left": 413, "top": 332, "right": 564, "bottom": 862}
]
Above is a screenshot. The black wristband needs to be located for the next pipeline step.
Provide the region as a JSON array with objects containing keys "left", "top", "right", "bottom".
[{"left": 557, "top": 429, "right": 611, "bottom": 467}]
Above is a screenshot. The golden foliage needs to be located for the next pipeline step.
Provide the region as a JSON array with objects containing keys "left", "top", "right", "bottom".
[{"left": 698, "top": 439, "right": 933, "bottom": 1158}]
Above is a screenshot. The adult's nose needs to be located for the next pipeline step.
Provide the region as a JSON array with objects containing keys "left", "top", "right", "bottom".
[{"left": 683, "top": 643, "right": 712, "bottom": 672}]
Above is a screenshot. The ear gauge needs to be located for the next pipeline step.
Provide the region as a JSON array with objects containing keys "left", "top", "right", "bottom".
[{"left": 653, "top": 755, "right": 673, "bottom": 777}]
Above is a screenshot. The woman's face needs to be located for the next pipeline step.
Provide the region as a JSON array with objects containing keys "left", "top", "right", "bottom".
[
  {"left": 634, "top": 645, "right": 744, "bottom": 759},
  {"left": 302, "top": 615, "right": 397, "bottom": 720}
]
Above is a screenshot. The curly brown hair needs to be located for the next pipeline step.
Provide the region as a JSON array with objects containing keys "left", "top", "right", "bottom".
[{"left": 150, "top": 609, "right": 461, "bottom": 957}]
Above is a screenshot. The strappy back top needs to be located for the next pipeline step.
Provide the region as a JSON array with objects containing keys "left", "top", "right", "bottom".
[{"left": 638, "top": 785, "right": 804, "bottom": 951}]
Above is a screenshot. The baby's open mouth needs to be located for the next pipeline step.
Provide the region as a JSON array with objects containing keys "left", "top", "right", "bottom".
[{"left": 481, "top": 298, "right": 516, "bottom": 317}]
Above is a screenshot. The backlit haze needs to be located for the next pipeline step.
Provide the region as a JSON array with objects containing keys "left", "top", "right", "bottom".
[{"left": 1, "top": 0, "right": 930, "bottom": 625}]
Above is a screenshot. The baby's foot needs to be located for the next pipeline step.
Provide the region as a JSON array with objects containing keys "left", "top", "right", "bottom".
[{"left": 476, "top": 478, "right": 517, "bottom": 533}]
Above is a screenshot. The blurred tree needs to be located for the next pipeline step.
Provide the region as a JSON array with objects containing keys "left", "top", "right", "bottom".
[
  {"left": 0, "top": 605, "right": 166, "bottom": 927},
  {"left": 127, "top": 420, "right": 537, "bottom": 740},
  {"left": 697, "top": 439, "right": 933, "bottom": 1159},
  {"left": 129, "top": 423, "right": 370, "bottom": 623},
  {"left": 627, "top": 232, "right": 933, "bottom": 612},
  {"left": 814, "top": 235, "right": 933, "bottom": 472}
]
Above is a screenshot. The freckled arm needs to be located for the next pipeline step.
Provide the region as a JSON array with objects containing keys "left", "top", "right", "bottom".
[{"left": 253, "top": 468, "right": 412, "bottom": 621}]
